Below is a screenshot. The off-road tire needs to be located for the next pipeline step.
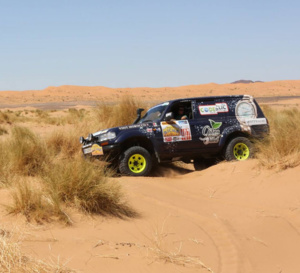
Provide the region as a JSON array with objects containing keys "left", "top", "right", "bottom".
[
  {"left": 225, "top": 137, "right": 253, "bottom": 161},
  {"left": 119, "top": 146, "right": 152, "bottom": 176}
]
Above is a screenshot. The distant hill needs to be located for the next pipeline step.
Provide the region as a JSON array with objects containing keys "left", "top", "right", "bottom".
[{"left": 231, "top": 80, "right": 264, "bottom": 84}]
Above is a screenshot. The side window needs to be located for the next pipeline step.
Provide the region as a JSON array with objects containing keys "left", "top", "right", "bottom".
[{"left": 169, "top": 101, "right": 193, "bottom": 120}]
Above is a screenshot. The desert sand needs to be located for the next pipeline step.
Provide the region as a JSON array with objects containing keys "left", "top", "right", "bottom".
[
  {"left": 1, "top": 80, "right": 300, "bottom": 273},
  {"left": 1, "top": 80, "right": 300, "bottom": 109}
]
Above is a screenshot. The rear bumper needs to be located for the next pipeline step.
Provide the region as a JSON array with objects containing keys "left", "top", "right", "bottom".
[{"left": 251, "top": 124, "right": 270, "bottom": 138}]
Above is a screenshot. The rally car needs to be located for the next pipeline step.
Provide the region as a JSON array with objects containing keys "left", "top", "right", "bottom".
[{"left": 80, "top": 95, "right": 269, "bottom": 176}]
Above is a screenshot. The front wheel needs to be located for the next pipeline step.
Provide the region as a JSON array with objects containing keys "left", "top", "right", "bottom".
[
  {"left": 119, "top": 146, "right": 152, "bottom": 176},
  {"left": 225, "top": 137, "right": 253, "bottom": 161}
]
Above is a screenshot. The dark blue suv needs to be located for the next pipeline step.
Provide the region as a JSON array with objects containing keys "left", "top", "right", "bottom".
[{"left": 80, "top": 95, "right": 269, "bottom": 176}]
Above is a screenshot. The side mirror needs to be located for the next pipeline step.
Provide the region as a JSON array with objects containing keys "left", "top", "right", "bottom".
[{"left": 165, "top": 112, "right": 174, "bottom": 121}]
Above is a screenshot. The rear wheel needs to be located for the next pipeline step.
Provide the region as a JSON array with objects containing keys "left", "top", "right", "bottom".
[
  {"left": 119, "top": 146, "right": 152, "bottom": 176},
  {"left": 225, "top": 137, "right": 252, "bottom": 161}
]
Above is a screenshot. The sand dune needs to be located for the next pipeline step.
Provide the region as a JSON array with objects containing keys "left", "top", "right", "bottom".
[
  {"left": 1, "top": 81, "right": 300, "bottom": 272},
  {"left": 1, "top": 160, "right": 300, "bottom": 273},
  {"left": 1, "top": 80, "right": 300, "bottom": 107}
]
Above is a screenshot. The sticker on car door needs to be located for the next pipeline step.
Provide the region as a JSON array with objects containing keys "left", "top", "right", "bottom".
[{"left": 161, "top": 120, "right": 192, "bottom": 142}]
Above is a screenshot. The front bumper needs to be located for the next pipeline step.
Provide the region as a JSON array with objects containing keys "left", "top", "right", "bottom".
[{"left": 82, "top": 143, "right": 120, "bottom": 158}]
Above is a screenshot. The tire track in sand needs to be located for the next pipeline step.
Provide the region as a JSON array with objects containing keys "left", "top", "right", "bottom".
[{"left": 126, "top": 179, "right": 253, "bottom": 273}]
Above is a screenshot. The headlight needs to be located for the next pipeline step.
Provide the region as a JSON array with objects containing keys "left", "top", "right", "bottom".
[
  {"left": 98, "top": 131, "right": 116, "bottom": 142},
  {"left": 79, "top": 136, "right": 85, "bottom": 144},
  {"left": 87, "top": 133, "right": 93, "bottom": 141}
]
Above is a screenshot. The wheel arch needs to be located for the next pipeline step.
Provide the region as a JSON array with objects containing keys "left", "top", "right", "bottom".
[
  {"left": 221, "top": 131, "right": 251, "bottom": 153},
  {"left": 119, "top": 136, "right": 155, "bottom": 155}
]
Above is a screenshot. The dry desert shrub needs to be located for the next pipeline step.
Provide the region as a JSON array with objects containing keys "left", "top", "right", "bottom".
[
  {"left": 6, "top": 178, "right": 67, "bottom": 224},
  {"left": 67, "top": 108, "right": 86, "bottom": 121},
  {"left": 46, "top": 129, "right": 81, "bottom": 158},
  {"left": 41, "top": 156, "right": 137, "bottom": 218},
  {"left": 8, "top": 126, "right": 48, "bottom": 176},
  {"left": 256, "top": 106, "right": 300, "bottom": 170},
  {"left": 1, "top": 126, "right": 135, "bottom": 223},
  {"left": 0, "top": 229, "right": 74, "bottom": 273},
  {"left": 0, "top": 110, "right": 29, "bottom": 124},
  {"left": 35, "top": 109, "right": 50, "bottom": 119},
  {"left": 95, "top": 95, "right": 146, "bottom": 129},
  {"left": 33, "top": 108, "right": 88, "bottom": 126},
  {"left": 0, "top": 110, "right": 17, "bottom": 124},
  {"left": 0, "top": 111, "right": 10, "bottom": 124}
]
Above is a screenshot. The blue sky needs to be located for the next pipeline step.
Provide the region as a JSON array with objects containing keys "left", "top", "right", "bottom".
[{"left": 1, "top": 0, "right": 299, "bottom": 90}]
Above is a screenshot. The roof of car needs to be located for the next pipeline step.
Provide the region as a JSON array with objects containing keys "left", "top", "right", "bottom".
[{"left": 166, "top": 95, "right": 250, "bottom": 104}]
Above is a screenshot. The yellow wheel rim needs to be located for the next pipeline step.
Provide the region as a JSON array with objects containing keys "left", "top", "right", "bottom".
[
  {"left": 233, "top": 143, "right": 250, "bottom": 161},
  {"left": 128, "top": 154, "right": 147, "bottom": 173}
]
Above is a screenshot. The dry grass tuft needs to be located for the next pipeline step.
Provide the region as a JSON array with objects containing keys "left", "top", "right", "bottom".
[
  {"left": 41, "top": 156, "right": 137, "bottom": 218},
  {"left": 256, "top": 106, "right": 300, "bottom": 170},
  {"left": 8, "top": 126, "right": 48, "bottom": 176},
  {"left": 147, "top": 225, "right": 214, "bottom": 272},
  {"left": 1, "top": 125, "right": 135, "bottom": 223},
  {"left": 46, "top": 129, "right": 81, "bottom": 158},
  {"left": 95, "top": 95, "right": 146, "bottom": 129},
  {"left": 7, "top": 179, "right": 65, "bottom": 224},
  {"left": 0, "top": 229, "right": 74, "bottom": 272},
  {"left": 33, "top": 108, "right": 88, "bottom": 126},
  {"left": 67, "top": 108, "right": 86, "bottom": 121},
  {"left": 0, "top": 142, "right": 11, "bottom": 187},
  {"left": 0, "top": 110, "right": 16, "bottom": 124}
]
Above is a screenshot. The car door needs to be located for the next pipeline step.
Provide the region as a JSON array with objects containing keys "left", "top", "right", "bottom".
[
  {"left": 189, "top": 99, "right": 228, "bottom": 153},
  {"left": 152, "top": 100, "right": 195, "bottom": 157}
]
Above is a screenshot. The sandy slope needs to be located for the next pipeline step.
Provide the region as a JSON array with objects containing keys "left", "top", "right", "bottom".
[
  {"left": 1, "top": 81, "right": 300, "bottom": 273},
  {"left": 1, "top": 160, "right": 300, "bottom": 273}
]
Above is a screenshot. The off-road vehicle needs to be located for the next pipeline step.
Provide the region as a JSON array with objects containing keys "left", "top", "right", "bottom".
[{"left": 80, "top": 95, "right": 269, "bottom": 176}]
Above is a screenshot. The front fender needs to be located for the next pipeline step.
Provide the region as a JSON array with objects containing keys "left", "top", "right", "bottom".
[{"left": 115, "top": 130, "right": 148, "bottom": 144}]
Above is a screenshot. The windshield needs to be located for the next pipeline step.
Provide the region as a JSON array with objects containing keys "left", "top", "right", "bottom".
[{"left": 138, "top": 103, "right": 169, "bottom": 123}]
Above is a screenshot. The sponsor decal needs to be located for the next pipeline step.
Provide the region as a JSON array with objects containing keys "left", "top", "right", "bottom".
[
  {"left": 200, "top": 119, "right": 222, "bottom": 145},
  {"left": 119, "top": 124, "right": 143, "bottom": 130},
  {"left": 235, "top": 100, "right": 257, "bottom": 121},
  {"left": 199, "top": 103, "right": 228, "bottom": 115},
  {"left": 244, "top": 118, "right": 267, "bottom": 126},
  {"left": 178, "top": 120, "right": 188, "bottom": 125},
  {"left": 146, "top": 128, "right": 153, "bottom": 133},
  {"left": 216, "top": 103, "right": 229, "bottom": 113},
  {"left": 199, "top": 105, "right": 217, "bottom": 115},
  {"left": 165, "top": 136, "right": 173, "bottom": 142},
  {"left": 161, "top": 121, "right": 192, "bottom": 142},
  {"left": 163, "top": 125, "right": 180, "bottom": 137},
  {"left": 91, "top": 144, "right": 103, "bottom": 156}
]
